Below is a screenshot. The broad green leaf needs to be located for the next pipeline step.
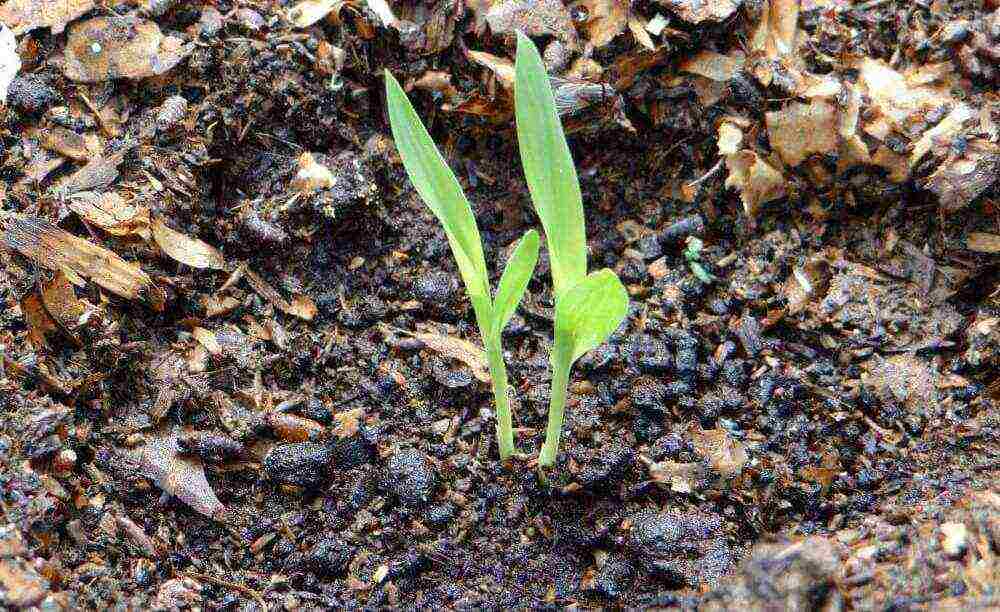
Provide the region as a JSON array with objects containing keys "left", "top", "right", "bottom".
[
  {"left": 491, "top": 229, "right": 540, "bottom": 339},
  {"left": 514, "top": 32, "right": 586, "bottom": 299},
  {"left": 385, "top": 71, "right": 489, "bottom": 300},
  {"left": 554, "top": 269, "right": 629, "bottom": 362}
]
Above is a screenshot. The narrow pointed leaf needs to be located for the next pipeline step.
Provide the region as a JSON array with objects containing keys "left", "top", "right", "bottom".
[
  {"left": 514, "top": 32, "right": 586, "bottom": 299},
  {"left": 491, "top": 229, "right": 540, "bottom": 339},
  {"left": 554, "top": 269, "right": 629, "bottom": 362},
  {"left": 385, "top": 71, "right": 489, "bottom": 300}
]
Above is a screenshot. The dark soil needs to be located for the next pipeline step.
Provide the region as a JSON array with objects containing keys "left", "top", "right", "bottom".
[{"left": 1, "top": 0, "right": 1000, "bottom": 610}]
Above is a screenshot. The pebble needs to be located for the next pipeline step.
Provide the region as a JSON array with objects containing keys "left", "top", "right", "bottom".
[
  {"left": 385, "top": 449, "right": 437, "bottom": 508},
  {"left": 263, "top": 442, "right": 334, "bottom": 489},
  {"left": 940, "top": 522, "right": 968, "bottom": 559}
]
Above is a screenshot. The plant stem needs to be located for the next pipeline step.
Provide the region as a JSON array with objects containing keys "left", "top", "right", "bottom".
[
  {"left": 485, "top": 337, "right": 515, "bottom": 460},
  {"left": 539, "top": 351, "right": 571, "bottom": 469}
]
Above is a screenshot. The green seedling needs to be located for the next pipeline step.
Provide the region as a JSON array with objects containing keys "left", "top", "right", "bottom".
[
  {"left": 514, "top": 32, "right": 630, "bottom": 470},
  {"left": 683, "top": 236, "right": 716, "bottom": 284},
  {"left": 385, "top": 71, "right": 540, "bottom": 461}
]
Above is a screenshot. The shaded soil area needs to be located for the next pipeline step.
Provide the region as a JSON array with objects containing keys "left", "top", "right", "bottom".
[{"left": 1, "top": 0, "right": 1000, "bottom": 609}]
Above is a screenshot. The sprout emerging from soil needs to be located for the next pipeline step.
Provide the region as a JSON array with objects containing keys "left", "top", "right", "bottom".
[
  {"left": 514, "top": 33, "right": 629, "bottom": 471},
  {"left": 385, "top": 70, "right": 540, "bottom": 461}
]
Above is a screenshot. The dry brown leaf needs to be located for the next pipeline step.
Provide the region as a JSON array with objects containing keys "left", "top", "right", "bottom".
[
  {"left": 411, "top": 70, "right": 459, "bottom": 100},
  {"left": 724, "top": 150, "right": 787, "bottom": 218},
  {"left": 244, "top": 268, "right": 316, "bottom": 321},
  {"left": 765, "top": 100, "right": 839, "bottom": 167},
  {"left": 290, "top": 152, "right": 335, "bottom": 192},
  {"left": 288, "top": 0, "right": 347, "bottom": 27},
  {"left": 131, "top": 427, "right": 227, "bottom": 521},
  {"left": 63, "top": 16, "right": 193, "bottom": 82},
  {"left": 191, "top": 327, "right": 222, "bottom": 356},
  {"left": 656, "top": 0, "right": 738, "bottom": 24},
  {"left": 67, "top": 192, "right": 150, "bottom": 238},
  {"left": 967, "top": 232, "right": 1000, "bottom": 254},
  {"left": 202, "top": 294, "right": 240, "bottom": 318},
  {"left": 0, "top": 0, "right": 94, "bottom": 34},
  {"left": 383, "top": 324, "right": 490, "bottom": 383},
  {"left": 21, "top": 293, "right": 58, "bottom": 349},
  {"left": 468, "top": 50, "right": 515, "bottom": 90},
  {"left": 152, "top": 217, "right": 226, "bottom": 270},
  {"left": 572, "top": 0, "right": 627, "bottom": 48},
  {"left": 2, "top": 214, "right": 163, "bottom": 309},
  {"left": 21, "top": 271, "right": 84, "bottom": 349},
  {"left": 646, "top": 459, "right": 708, "bottom": 493},
  {"left": 925, "top": 139, "right": 1000, "bottom": 212},
  {"left": 689, "top": 425, "right": 747, "bottom": 478},
  {"left": 627, "top": 15, "right": 655, "bottom": 51},
  {"left": 39, "top": 126, "right": 93, "bottom": 161}
]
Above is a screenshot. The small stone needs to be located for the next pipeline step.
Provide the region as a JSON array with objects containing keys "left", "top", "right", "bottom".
[
  {"left": 307, "top": 535, "right": 353, "bottom": 577},
  {"left": 385, "top": 449, "right": 437, "bottom": 509},
  {"left": 0, "top": 558, "right": 49, "bottom": 608},
  {"left": 263, "top": 442, "right": 334, "bottom": 489},
  {"left": 591, "top": 554, "right": 635, "bottom": 600},
  {"left": 940, "top": 522, "right": 968, "bottom": 559}
]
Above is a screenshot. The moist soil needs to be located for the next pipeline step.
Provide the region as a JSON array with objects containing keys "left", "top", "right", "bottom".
[{"left": 2, "top": 0, "right": 1000, "bottom": 610}]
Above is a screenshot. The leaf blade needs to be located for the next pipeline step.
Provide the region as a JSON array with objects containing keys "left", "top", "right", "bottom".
[
  {"left": 385, "top": 71, "right": 489, "bottom": 300},
  {"left": 491, "top": 229, "right": 540, "bottom": 339},
  {"left": 514, "top": 32, "right": 586, "bottom": 299},
  {"left": 554, "top": 269, "right": 629, "bottom": 362}
]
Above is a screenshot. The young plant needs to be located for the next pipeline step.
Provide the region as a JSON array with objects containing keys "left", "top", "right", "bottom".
[
  {"left": 514, "top": 32, "right": 630, "bottom": 470},
  {"left": 385, "top": 72, "right": 540, "bottom": 461}
]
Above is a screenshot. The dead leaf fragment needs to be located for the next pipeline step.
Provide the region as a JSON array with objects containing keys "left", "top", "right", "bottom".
[
  {"left": 54, "top": 152, "right": 123, "bottom": 196},
  {"left": 0, "top": 23, "right": 19, "bottom": 103},
  {"left": 382, "top": 324, "right": 490, "bottom": 383},
  {"left": 689, "top": 425, "right": 747, "bottom": 478},
  {"left": 68, "top": 192, "right": 150, "bottom": 238},
  {"left": 191, "top": 327, "right": 222, "bottom": 356},
  {"left": 486, "top": 0, "right": 578, "bottom": 45},
  {"left": 468, "top": 50, "right": 515, "bottom": 90},
  {"left": 967, "top": 232, "right": 1000, "bottom": 254},
  {"left": 925, "top": 139, "right": 1000, "bottom": 212},
  {"left": 291, "top": 152, "right": 335, "bottom": 192},
  {"left": 131, "top": 427, "right": 227, "bottom": 521},
  {"left": 572, "top": 0, "right": 627, "bottom": 48},
  {"left": 679, "top": 50, "right": 745, "bottom": 82},
  {"left": 765, "top": 100, "right": 839, "bottom": 167},
  {"left": 333, "top": 408, "right": 364, "bottom": 439},
  {"left": 244, "top": 268, "right": 316, "bottom": 320},
  {"left": 656, "top": 0, "right": 738, "bottom": 24},
  {"left": 288, "top": 0, "right": 346, "bottom": 27},
  {"left": 63, "top": 16, "right": 193, "bottom": 82},
  {"left": 0, "top": 0, "right": 94, "bottom": 34},
  {"left": 724, "top": 150, "right": 787, "bottom": 218},
  {"left": 152, "top": 218, "right": 226, "bottom": 270},
  {"left": 39, "top": 126, "right": 92, "bottom": 161},
  {"left": 2, "top": 214, "right": 163, "bottom": 309},
  {"left": 21, "top": 271, "right": 85, "bottom": 349},
  {"left": 202, "top": 294, "right": 241, "bottom": 318}
]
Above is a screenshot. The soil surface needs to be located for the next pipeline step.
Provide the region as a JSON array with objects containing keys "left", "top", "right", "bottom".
[{"left": 1, "top": 0, "right": 1000, "bottom": 609}]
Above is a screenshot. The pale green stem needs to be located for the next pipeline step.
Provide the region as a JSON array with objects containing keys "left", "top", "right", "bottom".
[
  {"left": 485, "top": 337, "right": 514, "bottom": 460},
  {"left": 539, "top": 349, "right": 572, "bottom": 469}
]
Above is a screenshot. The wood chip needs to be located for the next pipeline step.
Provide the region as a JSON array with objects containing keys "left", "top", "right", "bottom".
[
  {"left": 967, "top": 232, "right": 1000, "bottom": 254},
  {"left": 191, "top": 327, "right": 222, "bottom": 356},
  {"left": 152, "top": 217, "right": 226, "bottom": 270},
  {"left": 54, "top": 152, "right": 124, "bottom": 196},
  {"left": 2, "top": 214, "right": 164, "bottom": 310},
  {"left": 63, "top": 16, "right": 193, "bottom": 82}
]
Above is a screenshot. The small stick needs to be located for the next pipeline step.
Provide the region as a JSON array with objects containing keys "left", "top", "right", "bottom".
[
  {"left": 686, "top": 158, "right": 725, "bottom": 188},
  {"left": 186, "top": 572, "right": 267, "bottom": 611}
]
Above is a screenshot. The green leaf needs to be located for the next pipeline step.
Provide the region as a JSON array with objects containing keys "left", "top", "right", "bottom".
[
  {"left": 385, "top": 70, "right": 489, "bottom": 301},
  {"left": 491, "top": 229, "right": 540, "bottom": 339},
  {"left": 514, "top": 32, "right": 586, "bottom": 299},
  {"left": 554, "top": 269, "right": 629, "bottom": 362}
]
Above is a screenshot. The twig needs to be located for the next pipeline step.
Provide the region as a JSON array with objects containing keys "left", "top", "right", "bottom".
[
  {"left": 186, "top": 572, "right": 267, "bottom": 611},
  {"left": 686, "top": 158, "right": 725, "bottom": 188}
]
